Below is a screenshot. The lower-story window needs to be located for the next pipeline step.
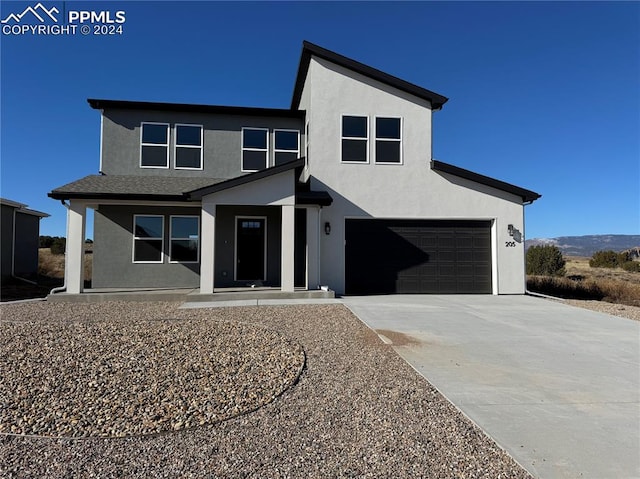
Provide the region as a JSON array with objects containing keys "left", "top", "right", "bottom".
[
  {"left": 170, "top": 216, "right": 200, "bottom": 263},
  {"left": 133, "top": 215, "right": 164, "bottom": 263}
]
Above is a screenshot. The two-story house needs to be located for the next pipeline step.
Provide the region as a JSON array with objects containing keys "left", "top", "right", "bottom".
[{"left": 49, "top": 41, "right": 540, "bottom": 297}]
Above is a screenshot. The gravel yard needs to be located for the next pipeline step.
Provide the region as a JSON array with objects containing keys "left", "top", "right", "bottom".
[
  {"left": 0, "top": 301, "right": 531, "bottom": 478},
  {"left": 563, "top": 298, "right": 640, "bottom": 321}
]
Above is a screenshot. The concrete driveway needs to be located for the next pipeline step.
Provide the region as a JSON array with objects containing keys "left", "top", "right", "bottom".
[{"left": 342, "top": 295, "right": 640, "bottom": 479}]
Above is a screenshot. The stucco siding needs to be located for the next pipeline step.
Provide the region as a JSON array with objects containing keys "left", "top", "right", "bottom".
[
  {"left": 13, "top": 213, "right": 40, "bottom": 280},
  {"left": 100, "top": 109, "right": 304, "bottom": 178},
  {"left": 1, "top": 205, "right": 15, "bottom": 280},
  {"left": 304, "top": 57, "right": 527, "bottom": 295},
  {"left": 92, "top": 205, "right": 201, "bottom": 288}
]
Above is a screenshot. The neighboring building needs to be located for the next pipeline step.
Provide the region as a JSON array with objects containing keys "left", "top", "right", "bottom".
[
  {"left": 1, "top": 198, "right": 49, "bottom": 282},
  {"left": 49, "top": 41, "right": 540, "bottom": 296}
]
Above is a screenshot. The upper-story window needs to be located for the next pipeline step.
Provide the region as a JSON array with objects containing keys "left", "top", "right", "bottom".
[
  {"left": 274, "top": 129, "right": 299, "bottom": 166},
  {"left": 341, "top": 115, "right": 368, "bottom": 163},
  {"left": 375, "top": 117, "right": 402, "bottom": 164},
  {"left": 140, "top": 123, "right": 169, "bottom": 168},
  {"left": 242, "top": 127, "right": 268, "bottom": 172},
  {"left": 175, "top": 124, "right": 203, "bottom": 170}
]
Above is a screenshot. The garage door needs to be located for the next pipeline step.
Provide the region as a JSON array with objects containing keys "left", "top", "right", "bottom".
[{"left": 345, "top": 219, "right": 492, "bottom": 295}]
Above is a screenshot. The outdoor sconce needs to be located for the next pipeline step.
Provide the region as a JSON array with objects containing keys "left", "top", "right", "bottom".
[
  {"left": 508, "top": 224, "right": 514, "bottom": 237},
  {"left": 324, "top": 222, "right": 331, "bottom": 235}
]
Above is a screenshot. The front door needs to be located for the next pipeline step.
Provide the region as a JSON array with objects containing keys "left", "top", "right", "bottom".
[{"left": 236, "top": 217, "right": 266, "bottom": 281}]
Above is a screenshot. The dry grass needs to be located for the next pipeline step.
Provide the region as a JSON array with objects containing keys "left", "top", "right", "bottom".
[
  {"left": 565, "top": 256, "right": 640, "bottom": 284},
  {"left": 1, "top": 249, "right": 92, "bottom": 302},
  {"left": 528, "top": 256, "right": 640, "bottom": 307},
  {"left": 38, "top": 248, "right": 92, "bottom": 281}
]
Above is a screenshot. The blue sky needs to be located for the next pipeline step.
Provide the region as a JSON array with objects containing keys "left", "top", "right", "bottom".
[{"left": 1, "top": 1, "right": 638, "bottom": 239}]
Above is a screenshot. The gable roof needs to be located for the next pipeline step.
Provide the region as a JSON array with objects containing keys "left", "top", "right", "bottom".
[
  {"left": 88, "top": 99, "right": 305, "bottom": 118},
  {"left": 291, "top": 41, "right": 449, "bottom": 110},
  {"left": 431, "top": 160, "right": 541, "bottom": 203},
  {"left": 187, "top": 158, "right": 305, "bottom": 199}
]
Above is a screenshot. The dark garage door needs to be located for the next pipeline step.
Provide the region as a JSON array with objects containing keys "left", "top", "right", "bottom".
[{"left": 345, "top": 219, "right": 492, "bottom": 295}]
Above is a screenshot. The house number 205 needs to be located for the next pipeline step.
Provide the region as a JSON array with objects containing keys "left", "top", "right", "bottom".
[{"left": 505, "top": 241, "right": 516, "bottom": 247}]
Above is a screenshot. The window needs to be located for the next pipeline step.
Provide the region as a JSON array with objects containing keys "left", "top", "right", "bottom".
[
  {"left": 242, "top": 128, "right": 268, "bottom": 171},
  {"left": 170, "top": 216, "right": 199, "bottom": 263},
  {"left": 175, "top": 124, "right": 203, "bottom": 169},
  {"left": 140, "top": 123, "right": 169, "bottom": 168},
  {"left": 133, "top": 215, "right": 164, "bottom": 263},
  {"left": 341, "top": 115, "right": 368, "bottom": 163},
  {"left": 274, "top": 129, "right": 299, "bottom": 166},
  {"left": 375, "top": 117, "right": 402, "bottom": 164}
]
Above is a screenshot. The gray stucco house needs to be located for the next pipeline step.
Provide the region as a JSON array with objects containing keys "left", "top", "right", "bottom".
[
  {"left": 1, "top": 198, "right": 49, "bottom": 282},
  {"left": 49, "top": 41, "right": 540, "bottom": 296}
]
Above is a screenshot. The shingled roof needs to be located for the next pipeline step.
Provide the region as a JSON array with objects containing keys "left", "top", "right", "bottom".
[{"left": 48, "top": 175, "right": 224, "bottom": 201}]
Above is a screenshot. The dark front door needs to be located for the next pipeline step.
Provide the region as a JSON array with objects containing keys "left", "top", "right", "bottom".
[{"left": 236, "top": 217, "right": 266, "bottom": 281}]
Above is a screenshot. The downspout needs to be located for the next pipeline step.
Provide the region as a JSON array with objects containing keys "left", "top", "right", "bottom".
[
  {"left": 49, "top": 200, "right": 69, "bottom": 295},
  {"left": 318, "top": 206, "right": 323, "bottom": 290}
]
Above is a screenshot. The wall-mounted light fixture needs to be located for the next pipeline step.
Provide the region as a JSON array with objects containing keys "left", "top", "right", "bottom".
[
  {"left": 324, "top": 222, "right": 331, "bottom": 235},
  {"left": 508, "top": 224, "right": 514, "bottom": 237}
]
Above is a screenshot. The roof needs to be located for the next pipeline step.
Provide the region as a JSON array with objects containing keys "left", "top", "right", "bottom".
[
  {"left": 291, "top": 41, "right": 449, "bottom": 110},
  {"left": 0, "top": 198, "right": 49, "bottom": 217},
  {"left": 88, "top": 99, "right": 305, "bottom": 119},
  {"left": 49, "top": 160, "right": 333, "bottom": 206},
  {"left": 431, "top": 160, "right": 541, "bottom": 203},
  {"left": 187, "top": 158, "right": 305, "bottom": 199},
  {"left": 48, "top": 175, "right": 222, "bottom": 201}
]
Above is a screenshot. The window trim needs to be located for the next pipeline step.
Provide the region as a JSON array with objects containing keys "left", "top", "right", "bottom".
[
  {"left": 140, "top": 122, "right": 170, "bottom": 169},
  {"left": 132, "top": 214, "right": 164, "bottom": 264},
  {"left": 234, "top": 215, "right": 268, "bottom": 281},
  {"left": 340, "top": 115, "right": 369, "bottom": 164},
  {"left": 169, "top": 215, "right": 200, "bottom": 264},
  {"left": 273, "top": 128, "right": 300, "bottom": 166},
  {"left": 241, "top": 127, "right": 269, "bottom": 172},
  {"left": 374, "top": 116, "right": 403, "bottom": 165},
  {"left": 174, "top": 123, "right": 204, "bottom": 171}
]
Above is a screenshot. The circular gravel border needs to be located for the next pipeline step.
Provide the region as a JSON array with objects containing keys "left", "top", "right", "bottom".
[{"left": 0, "top": 317, "right": 305, "bottom": 438}]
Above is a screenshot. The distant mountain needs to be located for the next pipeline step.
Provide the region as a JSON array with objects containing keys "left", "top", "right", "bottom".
[{"left": 525, "top": 235, "right": 640, "bottom": 257}]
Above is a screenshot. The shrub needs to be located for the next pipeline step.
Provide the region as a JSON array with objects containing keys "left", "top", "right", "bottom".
[
  {"left": 526, "top": 245, "right": 566, "bottom": 276},
  {"left": 589, "top": 250, "right": 618, "bottom": 268},
  {"left": 50, "top": 238, "right": 66, "bottom": 255},
  {"left": 622, "top": 261, "right": 640, "bottom": 273},
  {"left": 589, "top": 250, "right": 640, "bottom": 271}
]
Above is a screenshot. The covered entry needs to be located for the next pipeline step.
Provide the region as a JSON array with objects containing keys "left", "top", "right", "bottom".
[{"left": 345, "top": 219, "right": 492, "bottom": 295}]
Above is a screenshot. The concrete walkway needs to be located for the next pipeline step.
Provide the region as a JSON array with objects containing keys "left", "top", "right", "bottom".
[{"left": 342, "top": 295, "right": 640, "bottom": 479}]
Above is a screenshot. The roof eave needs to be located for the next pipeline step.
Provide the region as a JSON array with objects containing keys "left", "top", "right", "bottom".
[
  {"left": 47, "top": 191, "right": 192, "bottom": 202},
  {"left": 88, "top": 98, "right": 305, "bottom": 118},
  {"left": 431, "top": 160, "right": 541, "bottom": 203}
]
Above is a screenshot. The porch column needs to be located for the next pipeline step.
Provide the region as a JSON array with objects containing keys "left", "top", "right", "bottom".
[
  {"left": 66, "top": 200, "right": 86, "bottom": 294},
  {"left": 200, "top": 202, "right": 216, "bottom": 294},
  {"left": 281, "top": 204, "right": 295, "bottom": 292},
  {"left": 306, "top": 207, "right": 320, "bottom": 289}
]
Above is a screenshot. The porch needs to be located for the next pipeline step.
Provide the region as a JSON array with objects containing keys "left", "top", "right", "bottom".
[{"left": 47, "top": 286, "right": 336, "bottom": 303}]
